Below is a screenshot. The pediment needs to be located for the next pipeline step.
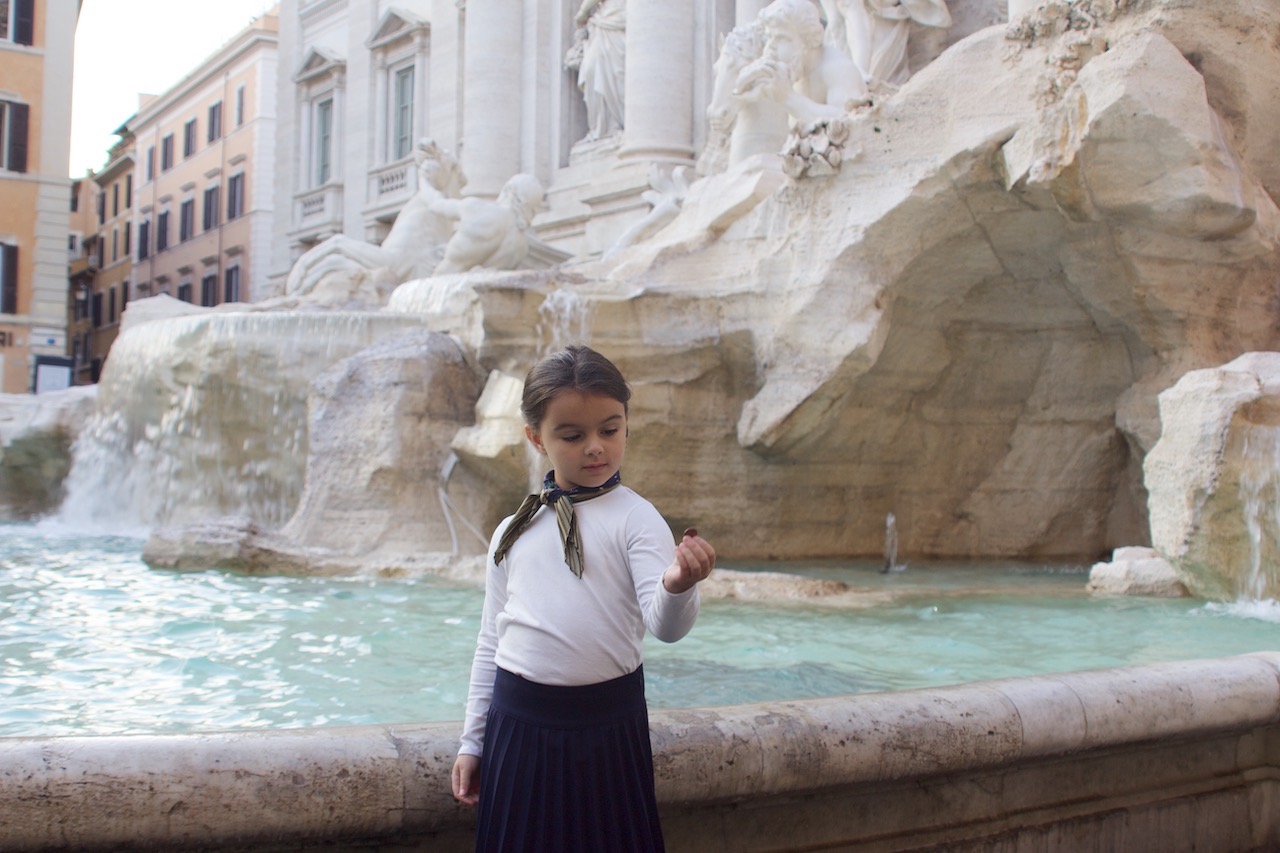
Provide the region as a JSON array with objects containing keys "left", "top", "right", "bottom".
[
  {"left": 294, "top": 47, "right": 346, "bottom": 83},
  {"left": 367, "top": 7, "right": 429, "bottom": 50}
]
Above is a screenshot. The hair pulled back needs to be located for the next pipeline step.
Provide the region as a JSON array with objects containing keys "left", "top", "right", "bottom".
[{"left": 521, "top": 345, "right": 631, "bottom": 428}]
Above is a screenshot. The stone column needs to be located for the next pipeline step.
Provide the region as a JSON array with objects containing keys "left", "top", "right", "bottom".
[
  {"left": 460, "top": 0, "right": 523, "bottom": 197},
  {"left": 736, "top": 0, "right": 768, "bottom": 24},
  {"left": 618, "top": 0, "right": 695, "bottom": 163}
]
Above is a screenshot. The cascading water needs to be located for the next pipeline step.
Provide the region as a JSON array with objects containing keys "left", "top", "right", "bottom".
[
  {"left": 881, "top": 512, "right": 905, "bottom": 573},
  {"left": 1237, "top": 425, "right": 1280, "bottom": 601},
  {"left": 536, "top": 288, "right": 590, "bottom": 355},
  {"left": 56, "top": 311, "right": 427, "bottom": 534}
]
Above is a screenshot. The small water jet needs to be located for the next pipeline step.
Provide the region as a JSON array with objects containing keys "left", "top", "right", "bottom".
[{"left": 880, "top": 511, "right": 905, "bottom": 573}]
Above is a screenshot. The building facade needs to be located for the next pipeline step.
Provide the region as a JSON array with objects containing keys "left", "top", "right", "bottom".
[
  {"left": 268, "top": 0, "right": 741, "bottom": 285},
  {"left": 81, "top": 132, "right": 134, "bottom": 379},
  {"left": 0, "top": 0, "right": 79, "bottom": 393},
  {"left": 128, "top": 13, "right": 278, "bottom": 308},
  {"left": 67, "top": 168, "right": 97, "bottom": 383}
]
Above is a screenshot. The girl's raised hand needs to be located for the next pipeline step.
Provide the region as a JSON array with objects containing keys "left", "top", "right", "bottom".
[{"left": 663, "top": 528, "right": 716, "bottom": 594}]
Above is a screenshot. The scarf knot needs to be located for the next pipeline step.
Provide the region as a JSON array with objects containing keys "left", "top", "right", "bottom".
[{"left": 493, "top": 470, "right": 621, "bottom": 577}]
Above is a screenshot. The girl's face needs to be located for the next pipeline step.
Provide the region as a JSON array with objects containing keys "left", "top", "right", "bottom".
[{"left": 525, "top": 390, "right": 627, "bottom": 491}]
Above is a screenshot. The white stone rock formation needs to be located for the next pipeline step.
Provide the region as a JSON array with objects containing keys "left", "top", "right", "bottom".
[
  {"left": 1144, "top": 354, "right": 1280, "bottom": 601},
  {"left": 1087, "top": 546, "right": 1187, "bottom": 597},
  {"left": 0, "top": 385, "right": 97, "bottom": 520}
]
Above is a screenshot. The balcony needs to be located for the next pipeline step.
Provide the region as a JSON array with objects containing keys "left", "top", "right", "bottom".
[
  {"left": 291, "top": 183, "right": 344, "bottom": 241},
  {"left": 362, "top": 156, "right": 417, "bottom": 226}
]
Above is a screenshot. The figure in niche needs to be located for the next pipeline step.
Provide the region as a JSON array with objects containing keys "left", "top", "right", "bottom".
[
  {"left": 822, "top": 0, "right": 952, "bottom": 94},
  {"left": 565, "top": 0, "right": 626, "bottom": 143}
]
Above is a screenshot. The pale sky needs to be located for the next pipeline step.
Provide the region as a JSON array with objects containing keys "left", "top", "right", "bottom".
[{"left": 69, "top": 0, "right": 276, "bottom": 176}]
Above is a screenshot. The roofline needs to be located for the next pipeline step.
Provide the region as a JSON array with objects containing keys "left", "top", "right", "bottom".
[{"left": 130, "top": 15, "right": 279, "bottom": 127}]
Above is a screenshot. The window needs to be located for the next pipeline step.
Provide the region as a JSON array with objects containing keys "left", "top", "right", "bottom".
[
  {"left": 183, "top": 119, "right": 197, "bottom": 157},
  {"left": 70, "top": 185, "right": 78, "bottom": 212},
  {"left": 236, "top": 86, "right": 245, "bottom": 126},
  {"left": 224, "top": 266, "right": 241, "bottom": 303},
  {"left": 179, "top": 198, "right": 195, "bottom": 241},
  {"left": 208, "top": 101, "right": 222, "bottom": 142},
  {"left": 112, "top": 183, "right": 119, "bottom": 217},
  {"left": 393, "top": 65, "right": 414, "bottom": 161},
  {"left": 96, "top": 191, "right": 105, "bottom": 225},
  {"left": 226, "top": 173, "right": 245, "bottom": 220},
  {"left": 125, "top": 175, "right": 132, "bottom": 209},
  {"left": 0, "top": 1, "right": 34, "bottom": 46},
  {"left": 108, "top": 287, "right": 116, "bottom": 324},
  {"left": 314, "top": 97, "right": 333, "bottom": 185},
  {"left": 137, "top": 219, "right": 150, "bottom": 260},
  {"left": 0, "top": 243, "right": 16, "bottom": 314},
  {"left": 92, "top": 292, "right": 102, "bottom": 327},
  {"left": 0, "top": 100, "right": 29, "bottom": 173},
  {"left": 177, "top": 282, "right": 193, "bottom": 303},
  {"left": 201, "top": 273, "right": 217, "bottom": 307},
  {"left": 111, "top": 228, "right": 118, "bottom": 262},
  {"left": 122, "top": 282, "right": 129, "bottom": 308},
  {"left": 203, "top": 186, "right": 220, "bottom": 230},
  {"left": 146, "top": 146, "right": 155, "bottom": 181},
  {"left": 156, "top": 210, "right": 170, "bottom": 252},
  {"left": 123, "top": 222, "right": 131, "bottom": 257},
  {"left": 161, "top": 134, "right": 174, "bottom": 171}
]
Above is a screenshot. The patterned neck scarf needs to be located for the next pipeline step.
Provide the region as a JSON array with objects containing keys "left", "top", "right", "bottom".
[{"left": 493, "top": 469, "right": 622, "bottom": 578}]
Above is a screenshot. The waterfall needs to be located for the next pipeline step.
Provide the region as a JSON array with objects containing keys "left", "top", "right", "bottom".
[
  {"left": 536, "top": 288, "right": 590, "bottom": 354},
  {"left": 56, "top": 311, "right": 425, "bottom": 534},
  {"left": 1237, "top": 425, "right": 1280, "bottom": 600}
]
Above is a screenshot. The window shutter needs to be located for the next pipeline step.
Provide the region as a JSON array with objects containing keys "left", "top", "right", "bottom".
[
  {"left": 1, "top": 243, "right": 17, "bottom": 314},
  {"left": 9, "top": 102, "right": 28, "bottom": 173},
  {"left": 14, "top": 0, "right": 34, "bottom": 46}
]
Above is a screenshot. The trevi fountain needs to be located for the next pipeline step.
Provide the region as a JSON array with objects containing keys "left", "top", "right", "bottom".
[{"left": 4, "top": 0, "right": 1280, "bottom": 849}]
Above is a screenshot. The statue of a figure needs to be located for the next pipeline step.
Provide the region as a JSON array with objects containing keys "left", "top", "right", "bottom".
[
  {"left": 701, "top": 0, "right": 866, "bottom": 170},
  {"left": 430, "top": 174, "right": 547, "bottom": 275},
  {"left": 565, "top": 0, "right": 626, "bottom": 142},
  {"left": 282, "top": 140, "right": 465, "bottom": 305},
  {"left": 823, "top": 0, "right": 952, "bottom": 94}
]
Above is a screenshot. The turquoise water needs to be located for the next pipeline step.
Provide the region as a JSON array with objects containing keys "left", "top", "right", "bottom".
[{"left": 3, "top": 522, "right": 1279, "bottom": 738}]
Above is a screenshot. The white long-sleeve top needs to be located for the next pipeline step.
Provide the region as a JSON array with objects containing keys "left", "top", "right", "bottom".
[{"left": 458, "top": 485, "right": 700, "bottom": 757}]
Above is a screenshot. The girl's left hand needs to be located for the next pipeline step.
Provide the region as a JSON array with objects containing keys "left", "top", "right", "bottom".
[{"left": 663, "top": 529, "right": 716, "bottom": 594}]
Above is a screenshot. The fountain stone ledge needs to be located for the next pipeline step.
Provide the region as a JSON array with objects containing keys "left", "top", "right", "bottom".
[{"left": 2, "top": 653, "right": 1278, "bottom": 852}]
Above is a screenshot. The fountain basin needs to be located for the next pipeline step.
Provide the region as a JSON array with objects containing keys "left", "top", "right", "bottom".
[{"left": 3, "top": 653, "right": 1278, "bottom": 851}]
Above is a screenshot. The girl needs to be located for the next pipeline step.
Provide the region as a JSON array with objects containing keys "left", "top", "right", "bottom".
[{"left": 451, "top": 345, "right": 716, "bottom": 852}]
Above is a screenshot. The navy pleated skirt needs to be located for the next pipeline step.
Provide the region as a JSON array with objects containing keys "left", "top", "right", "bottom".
[{"left": 474, "top": 666, "right": 665, "bottom": 853}]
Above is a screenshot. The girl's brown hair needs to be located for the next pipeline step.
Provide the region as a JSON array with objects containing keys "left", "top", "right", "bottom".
[{"left": 521, "top": 346, "right": 631, "bottom": 427}]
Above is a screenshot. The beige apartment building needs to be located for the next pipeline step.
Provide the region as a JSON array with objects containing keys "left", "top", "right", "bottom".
[
  {"left": 129, "top": 12, "right": 278, "bottom": 308},
  {"left": 0, "top": 0, "right": 79, "bottom": 393},
  {"left": 66, "top": 168, "right": 96, "bottom": 382},
  {"left": 77, "top": 131, "right": 134, "bottom": 380}
]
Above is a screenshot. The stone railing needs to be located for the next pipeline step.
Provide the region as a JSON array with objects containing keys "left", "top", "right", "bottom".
[
  {"left": 363, "top": 157, "right": 417, "bottom": 224},
  {"left": 293, "top": 183, "right": 344, "bottom": 235},
  {"left": 3, "top": 654, "right": 1279, "bottom": 851}
]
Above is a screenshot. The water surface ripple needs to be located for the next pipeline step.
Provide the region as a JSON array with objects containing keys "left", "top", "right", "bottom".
[{"left": 3, "top": 523, "right": 1278, "bottom": 738}]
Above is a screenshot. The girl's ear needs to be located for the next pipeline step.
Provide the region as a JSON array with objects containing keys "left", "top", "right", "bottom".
[{"left": 525, "top": 424, "right": 546, "bottom": 454}]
